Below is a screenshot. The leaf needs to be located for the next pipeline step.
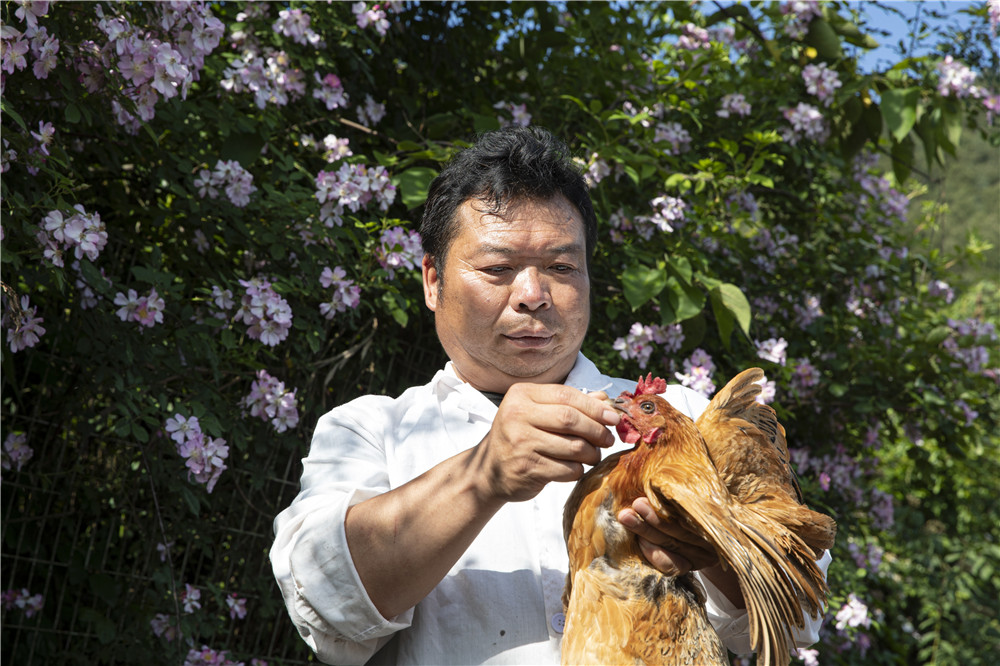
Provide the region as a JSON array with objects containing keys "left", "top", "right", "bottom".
[
  {"left": 891, "top": 134, "right": 914, "bottom": 184},
  {"left": 622, "top": 262, "right": 668, "bottom": 310},
  {"left": 64, "top": 103, "right": 81, "bottom": 124},
  {"left": 709, "top": 283, "right": 751, "bottom": 348},
  {"left": 805, "top": 18, "right": 843, "bottom": 60},
  {"left": 938, "top": 108, "right": 962, "bottom": 155},
  {"left": 381, "top": 291, "right": 410, "bottom": 327},
  {"left": 395, "top": 166, "right": 437, "bottom": 209},
  {"left": 881, "top": 87, "right": 920, "bottom": 143},
  {"left": 179, "top": 485, "right": 201, "bottom": 516},
  {"left": 663, "top": 276, "right": 705, "bottom": 323},
  {"left": 1, "top": 99, "right": 28, "bottom": 131}
]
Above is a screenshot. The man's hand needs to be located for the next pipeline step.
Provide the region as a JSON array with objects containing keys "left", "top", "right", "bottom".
[
  {"left": 618, "top": 497, "right": 746, "bottom": 607},
  {"left": 472, "top": 384, "right": 620, "bottom": 503},
  {"left": 617, "top": 496, "right": 719, "bottom": 575}
]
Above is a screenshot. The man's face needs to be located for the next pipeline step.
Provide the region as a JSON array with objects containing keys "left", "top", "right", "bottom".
[{"left": 422, "top": 194, "right": 591, "bottom": 394}]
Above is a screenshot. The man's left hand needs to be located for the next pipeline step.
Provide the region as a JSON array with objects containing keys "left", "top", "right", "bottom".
[{"left": 617, "top": 496, "right": 719, "bottom": 575}]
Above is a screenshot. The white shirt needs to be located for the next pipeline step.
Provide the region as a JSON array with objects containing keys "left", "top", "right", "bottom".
[{"left": 270, "top": 353, "right": 830, "bottom": 665}]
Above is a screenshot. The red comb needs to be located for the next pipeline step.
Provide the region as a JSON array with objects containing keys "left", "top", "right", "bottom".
[{"left": 635, "top": 373, "right": 667, "bottom": 396}]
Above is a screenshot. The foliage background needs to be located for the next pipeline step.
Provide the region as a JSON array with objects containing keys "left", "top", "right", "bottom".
[{"left": 1, "top": 1, "right": 997, "bottom": 665}]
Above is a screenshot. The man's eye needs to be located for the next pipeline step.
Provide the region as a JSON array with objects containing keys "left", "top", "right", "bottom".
[
  {"left": 551, "top": 264, "right": 574, "bottom": 273},
  {"left": 483, "top": 266, "right": 510, "bottom": 275}
]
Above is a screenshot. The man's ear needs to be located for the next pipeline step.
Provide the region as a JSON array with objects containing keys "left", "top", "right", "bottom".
[{"left": 422, "top": 254, "right": 439, "bottom": 311}]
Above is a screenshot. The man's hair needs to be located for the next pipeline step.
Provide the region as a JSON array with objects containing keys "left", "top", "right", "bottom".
[{"left": 419, "top": 126, "right": 598, "bottom": 273}]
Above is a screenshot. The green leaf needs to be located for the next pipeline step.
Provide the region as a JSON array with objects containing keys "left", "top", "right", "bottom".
[
  {"left": 939, "top": 109, "right": 962, "bottom": 155},
  {"left": 663, "top": 276, "right": 705, "bottom": 323},
  {"left": 64, "top": 103, "right": 81, "bottom": 124},
  {"left": 381, "top": 291, "right": 410, "bottom": 327},
  {"left": 925, "top": 326, "right": 951, "bottom": 346},
  {"left": 395, "top": 166, "right": 438, "bottom": 209},
  {"left": 131, "top": 423, "right": 149, "bottom": 443},
  {"left": 709, "top": 283, "right": 751, "bottom": 347},
  {"left": 881, "top": 88, "right": 920, "bottom": 143},
  {"left": 179, "top": 485, "right": 201, "bottom": 516},
  {"left": 622, "top": 262, "right": 668, "bottom": 310},
  {"left": 805, "top": 18, "right": 843, "bottom": 59},
  {"left": 1, "top": 99, "right": 28, "bottom": 132},
  {"left": 891, "top": 134, "right": 914, "bottom": 184}
]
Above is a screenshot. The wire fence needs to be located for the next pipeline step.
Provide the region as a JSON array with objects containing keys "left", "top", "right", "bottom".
[{"left": 2, "top": 319, "right": 447, "bottom": 665}]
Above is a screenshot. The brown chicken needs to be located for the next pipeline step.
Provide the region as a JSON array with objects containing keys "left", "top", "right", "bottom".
[{"left": 561, "top": 371, "right": 834, "bottom": 666}]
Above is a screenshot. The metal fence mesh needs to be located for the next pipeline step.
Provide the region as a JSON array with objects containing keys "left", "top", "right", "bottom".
[{"left": 2, "top": 319, "right": 447, "bottom": 665}]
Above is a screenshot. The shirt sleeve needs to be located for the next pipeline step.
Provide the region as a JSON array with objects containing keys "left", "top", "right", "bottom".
[
  {"left": 696, "top": 549, "right": 833, "bottom": 655},
  {"left": 269, "top": 399, "right": 413, "bottom": 665}
]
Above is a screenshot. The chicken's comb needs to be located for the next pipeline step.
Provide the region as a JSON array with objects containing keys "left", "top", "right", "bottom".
[{"left": 635, "top": 373, "right": 667, "bottom": 396}]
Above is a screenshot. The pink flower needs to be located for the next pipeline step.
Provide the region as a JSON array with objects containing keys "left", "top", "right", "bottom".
[
  {"left": 156, "top": 541, "right": 174, "bottom": 563},
  {"left": 936, "top": 55, "right": 979, "bottom": 98},
  {"left": 377, "top": 227, "right": 422, "bottom": 278},
  {"left": 150, "top": 613, "right": 179, "bottom": 642},
  {"left": 782, "top": 102, "right": 827, "bottom": 143},
  {"left": 357, "top": 94, "right": 386, "bottom": 126},
  {"left": 493, "top": 100, "right": 532, "bottom": 128},
  {"left": 319, "top": 266, "right": 362, "bottom": 319},
  {"left": 20, "top": 592, "right": 44, "bottom": 618},
  {"left": 226, "top": 593, "right": 248, "bottom": 620},
  {"left": 780, "top": 0, "right": 821, "bottom": 39},
  {"left": 2, "top": 432, "right": 33, "bottom": 471},
  {"left": 312, "top": 72, "right": 350, "bottom": 110},
  {"left": 717, "top": 93, "right": 751, "bottom": 118},
  {"left": 180, "top": 584, "right": 201, "bottom": 613},
  {"left": 676, "top": 22, "right": 710, "bottom": 50},
  {"left": 802, "top": 62, "right": 842, "bottom": 106},
  {"left": 273, "top": 8, "right": 322, "bottom": 46},
  {"left": 352, "top": 2, "right": 390, "bottom": 36},
  {"left": 5, "top": 295, "right": 46, "bottom": 352},
  {"left": 30, "top": 32, "right": 59, "bottom": 79},
  {"left": 30, "top": 120, "right": 55, "bottom": 156},
  {"left": 114, "top": 289, "right": 141, "bottom": 322},
  {"left": 243, "top": 369, "right": 299, "bottom": 433},
  {"left": 612, "top": 322, "right": 684, "bottom": 369},
  {"left": 165, "top": 414, "right": 201, "bottom": 444},
  {"left": 675, "top": 349, "right": 716, "bottom": 398},
  {"left": 635, "top": 195, "right": 686, "bottom": 234},
  {"left": 653, "top": 121, "right": 691, "bottom": 155},
  {"left": 1, "top": 27, "right": 30, "bottom": 74},
  {"left": 14, "top": 0, "right": 49, "bottom": 30},
  {"left": 834, "top": 593, "right": 871, "bottom": 631}
]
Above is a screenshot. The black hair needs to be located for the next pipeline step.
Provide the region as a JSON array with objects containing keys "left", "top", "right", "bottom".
[{"left": 419, "top": 125, "right": 598, "bottom": 273}]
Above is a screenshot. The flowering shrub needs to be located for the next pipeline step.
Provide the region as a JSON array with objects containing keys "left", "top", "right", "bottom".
[{"left": 1, "top": 1, "right": 997, "bottom": 664}]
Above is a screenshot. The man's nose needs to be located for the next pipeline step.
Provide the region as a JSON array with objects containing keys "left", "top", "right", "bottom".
[{"left": 512, "top": 268, "right": 551, "bottom": 312}]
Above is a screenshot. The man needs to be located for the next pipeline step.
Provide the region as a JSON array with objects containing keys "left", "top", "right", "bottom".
[{"left": 270, "top": 126, "right": 830, "bottom": 664}]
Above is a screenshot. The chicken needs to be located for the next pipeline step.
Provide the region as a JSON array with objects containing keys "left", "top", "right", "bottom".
[{"left": 561, "top": 372, "right": 833, "bottom": 666}]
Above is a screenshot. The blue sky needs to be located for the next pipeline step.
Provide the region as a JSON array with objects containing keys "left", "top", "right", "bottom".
[{"left": 845, "top": 1, "right": 983, "bottom": 72}]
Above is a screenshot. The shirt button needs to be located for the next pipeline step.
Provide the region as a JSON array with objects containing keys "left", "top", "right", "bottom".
[{"left": 550, "top": 612, "right": 565, "bottom": 633}]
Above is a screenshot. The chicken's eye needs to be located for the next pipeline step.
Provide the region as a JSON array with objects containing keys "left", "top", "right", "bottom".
[{"left": 639, "top": 401, "right": 656, "bottom": 414}]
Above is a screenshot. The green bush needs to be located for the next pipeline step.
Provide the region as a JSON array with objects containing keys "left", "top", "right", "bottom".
[{"left": 2, "top": 2, "right": 997, "bottom": 664}]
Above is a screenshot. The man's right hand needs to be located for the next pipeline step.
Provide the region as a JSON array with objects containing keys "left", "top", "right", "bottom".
[{"left": 471, "top": 383, "right": 621, "bottom": 503}]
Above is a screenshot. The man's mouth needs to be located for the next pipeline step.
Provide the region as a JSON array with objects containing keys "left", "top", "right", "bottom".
[{"left": 503, "top": 330, "right": 554, "bottom": 348}]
